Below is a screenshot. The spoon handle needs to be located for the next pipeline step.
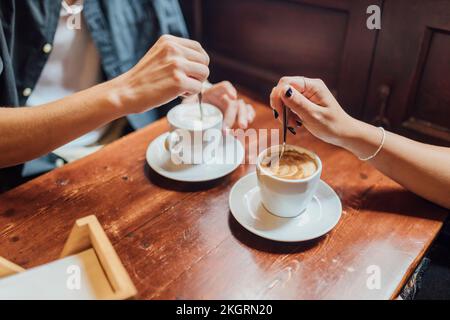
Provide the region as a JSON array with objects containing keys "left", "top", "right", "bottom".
[
  {"left": 280, "top": 104, "right": 288, "bottom": 159},
  {"left": 198, "top": 92, "right": 204, "bottom": 121}
]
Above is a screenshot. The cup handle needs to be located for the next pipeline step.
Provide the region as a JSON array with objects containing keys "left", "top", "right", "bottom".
[{"left": 164, "top": 131, "right": 179, "bottom": 153}]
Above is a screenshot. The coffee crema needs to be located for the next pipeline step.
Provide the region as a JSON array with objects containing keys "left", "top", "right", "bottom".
[{"left": 260, "top": 149, "right": 317, "bottom": 180}]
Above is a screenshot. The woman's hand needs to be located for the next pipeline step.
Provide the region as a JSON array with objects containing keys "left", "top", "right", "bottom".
[
  {"left": 116, "top": 35, "right": 210, "bottom": 114},
  {"left": 271, "top": 76, "right": 450, "bottom": 210},
  {"left": 270, "top": 76, "right": 356, "bottom": 147},
  {"left": 202, "top": 81, "right": 255, "bottom": 129},
  {"left": 184, "top": 81, "right": 256, "bottom": 129}
]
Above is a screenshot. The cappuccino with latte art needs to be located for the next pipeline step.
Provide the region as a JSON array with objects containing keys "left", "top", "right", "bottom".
[
  {"left": 260, "top": 148, "right": 317, "bottom": 180},
  {"left": 256, "top": 145, "right": 322, "bottom": 218}
]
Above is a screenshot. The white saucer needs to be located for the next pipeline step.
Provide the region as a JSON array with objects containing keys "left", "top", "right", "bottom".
[
  {"left": 146, "top": 133, "right": 245, "bottom": 182},
  {"left": 229, "top": 173, "right": 342, "bottom": 242}
]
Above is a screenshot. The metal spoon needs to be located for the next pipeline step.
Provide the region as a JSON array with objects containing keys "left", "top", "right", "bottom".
[
  {"left": 280, "top": 103, "right": 288, "bottom": 159},
  {"left": 198, "top": 92, "right": 204, "bottom": 121}
]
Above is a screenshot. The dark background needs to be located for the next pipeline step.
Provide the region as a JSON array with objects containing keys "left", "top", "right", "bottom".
[{"left": 180, "top": 0, "right": 450, "bottom": 147}]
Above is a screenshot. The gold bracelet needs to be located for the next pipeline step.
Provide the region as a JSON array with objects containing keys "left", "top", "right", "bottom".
[{"left": 358, "top": 127, "right": 386, "bottom": 161}]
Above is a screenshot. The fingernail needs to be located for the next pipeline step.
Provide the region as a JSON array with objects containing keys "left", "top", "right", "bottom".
[
  {"left": 296, "top": 120, "right": 303, "bottom": 127},
  {"left": 273, "top": 109, "right": 279, "bottom": 119},
  {"left": 288, "top": 127, "right": 296, "bottom": 135},
  {"left": 285, "top": 87, "right": 293, "bottom": 98}
]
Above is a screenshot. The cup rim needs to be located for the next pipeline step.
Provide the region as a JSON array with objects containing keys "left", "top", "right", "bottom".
[
  {"left": 257, "top": 145, "right": 322, "bottom": 183},
  {"left": 167, "top": 102, "right": 223, "bottom": 132}
]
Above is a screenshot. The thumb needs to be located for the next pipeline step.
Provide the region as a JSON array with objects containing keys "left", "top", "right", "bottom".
[{"left": 281, "top": 85, "right": 318, "bottom": 118}]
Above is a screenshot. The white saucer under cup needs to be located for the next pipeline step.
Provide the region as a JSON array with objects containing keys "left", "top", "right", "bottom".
[
  {"left": 146, "top": 133, "right": 245, "bottom": 183},
  {"left": 229, "top": 173, "right": 342, "bottom": 242}
]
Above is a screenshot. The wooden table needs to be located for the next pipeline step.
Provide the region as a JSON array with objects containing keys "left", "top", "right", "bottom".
[{"left": 0, "top": 94, "right": 447, "bottom": 299}]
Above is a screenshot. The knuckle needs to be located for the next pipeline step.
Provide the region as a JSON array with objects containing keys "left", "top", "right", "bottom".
[
  {"left": 172, "top": 71, "right": 184, "bottom": 88},
  {"left": 279, "top": 76, "right": 292, "bottom": 85},
  {"left": 222, "top": 80, "right": 232, "bottom": 87},
  {"left": 270, "top": 87, "right": 277, "bottom": 99},
  {"left": 159, "top": 34, "right": 171, "bottom": 43},
  {"left": 191, "top": 40, "right": 202, "bottom": 49},
  {"left": 162, "top": 42, "right": 177, "bottom": 55},
  {"left": 195, "top": 81, "right": 203, "bottom": 93},
  {"left": 311, "top": 110, "right": 323, "bottom": 121},
  {"left": 314, "top": 78, "right": 325, "bottom": 86},
  {"left": 202, "top": 71, "right": 210, "bottom": 82},
  {"left": 198, "top": 65, "right": 210, "bottom": 81},
  {"left": 220, "top": 81, "right": 235, "bottom": 93},
  {"left": 227, "top": 82, "right": 237, "bottom": 93},
  {"left": 169, "top": 57, "right": 183, "bottom": 70},
  {"left": 323, "top": 111, "right": 334, "bottom": 122},
  {"left": 219, "top": 93, "right": 228, "bottom": 102},
  {"left": 203, "top": 52, "right": 211, "bottom": 65},
  {"left": 295, "top": 76, "right": 306, "bottom": 87}
]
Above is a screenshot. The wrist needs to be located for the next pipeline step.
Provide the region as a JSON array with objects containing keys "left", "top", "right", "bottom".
[
  {"left": 337, "top": 116, "right": 384, "bottom": 159},
  {"left": 335, "top": 115, "right": 364, "bottom": 149},
  {"left": 104, "top": 72, "right": 140, "bottom": 117}
]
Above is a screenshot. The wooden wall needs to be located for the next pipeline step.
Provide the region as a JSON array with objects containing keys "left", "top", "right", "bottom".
[
  {"left": 180, "top": 0, "right": 450, "bottom": 146},
  {"left": 364, "top": 0, "right": 450, "bottom": 146},
  {"left": 181, "top": 0, "right": 381, "bottom": 118}
]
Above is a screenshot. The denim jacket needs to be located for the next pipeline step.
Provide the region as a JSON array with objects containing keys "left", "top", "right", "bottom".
[{"left": 0, "top": 0, "right": 188, "bottom": 185}]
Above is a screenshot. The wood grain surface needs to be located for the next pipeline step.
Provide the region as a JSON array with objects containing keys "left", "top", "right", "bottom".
[{"left": 0, "top": 93, "right": 447, "bottom": 299}]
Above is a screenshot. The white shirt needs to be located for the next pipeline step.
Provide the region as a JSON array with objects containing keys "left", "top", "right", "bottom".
[{"left": 27, "top": 0, "right": 106, "bottom": 161}]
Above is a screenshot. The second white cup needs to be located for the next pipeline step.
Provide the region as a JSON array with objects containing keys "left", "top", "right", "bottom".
[
  {"left": 256, "top": 145, "right": 322, "bottom": 218},
  {"left": 165, "top": 103, "right": 223, "bottom": 165}
]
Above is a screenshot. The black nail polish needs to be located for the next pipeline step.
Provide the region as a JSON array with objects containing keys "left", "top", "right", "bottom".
[
  {"left": 296, "top": 120, "right": 303, "bottom": 127},
  {"left": 273, "top": 109, "right": 279, "bottom": 119},
  {"left": 288, "top": 127, "right": 296, "bottom": 135},
  {"left": 285, "top": 87, "right": 293, "bottom": 98}
]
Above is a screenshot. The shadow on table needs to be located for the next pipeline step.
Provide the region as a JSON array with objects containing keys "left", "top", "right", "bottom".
[
  {"left": 345, "top": 186, "right": 447, "bottom": 221},
  {"left": 228, "top": 213, "right": 323, "bottom": 254},
  {"left": 144, "top": 164, "right": 230, "bottom": 193}
]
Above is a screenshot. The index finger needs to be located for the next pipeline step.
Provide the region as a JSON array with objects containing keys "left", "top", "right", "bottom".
[
  {"left": 165, "top": 35, "right": 208, "bottom": 55},
  {"left": 270, "top": 86, "right": 284, "bottom": 120},
  {"left": 175, "top": 43, "right": 210, "bottom": 65}
]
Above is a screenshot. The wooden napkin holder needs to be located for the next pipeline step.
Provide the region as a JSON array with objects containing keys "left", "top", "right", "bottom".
[{"left": 0, "top": 215, "right": 136, "bottom": 300}]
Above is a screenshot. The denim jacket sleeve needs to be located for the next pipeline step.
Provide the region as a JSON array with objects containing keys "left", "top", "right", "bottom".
[{"left": 0, "top": 0, "right": 190, "bottom": 184}]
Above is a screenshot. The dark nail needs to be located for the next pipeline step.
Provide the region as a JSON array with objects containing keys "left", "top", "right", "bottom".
[
  {"left": 288, "top": 127, "right": 296, "bottom": 135},
  {"left": 285, "top": 87, "right": 293, "bottom": 98},
  {"left": 296, "top": 120, "right": 303, "bottom": 127},
  {"left": 273, "top": 109, "right": 279, "bottom": 119}
]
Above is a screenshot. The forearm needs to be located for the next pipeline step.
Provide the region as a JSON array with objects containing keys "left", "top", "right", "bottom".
[
  {"left": 341, "top": 119, "right": 450, "bottom": 209},
  {"left": 0, "top": 77, "right": 128, "bottom": 168},
  {"left": 0, "top": 35, "right": 210, "bottom": 169}
]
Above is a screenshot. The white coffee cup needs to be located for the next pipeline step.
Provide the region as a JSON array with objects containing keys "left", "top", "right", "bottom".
[
  {"left": 165, "top": 103, "right": 223, "bottom": 165},
  {"left": 256, "top": 145, "right": 322, "bottom": 218}
]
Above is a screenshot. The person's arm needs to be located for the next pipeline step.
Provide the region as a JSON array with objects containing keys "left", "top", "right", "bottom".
[
  {"left": 270, "top": 76, "right": 450, "bottom": 209},
  {"left": 0, "top": 35, "right": 210, "bottom": 168}
]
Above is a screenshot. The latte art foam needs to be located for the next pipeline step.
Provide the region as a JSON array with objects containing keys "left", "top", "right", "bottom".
[{"left": 261, "top": 149, "right": 317, "bottom": 180}]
